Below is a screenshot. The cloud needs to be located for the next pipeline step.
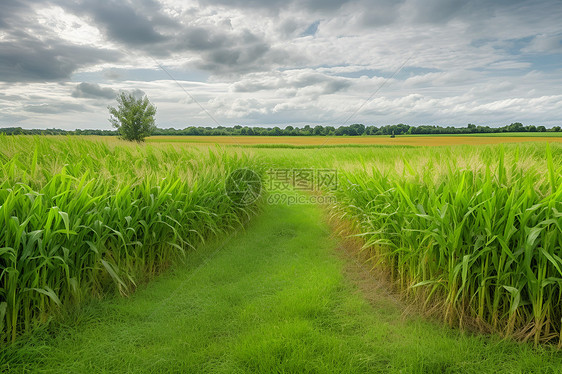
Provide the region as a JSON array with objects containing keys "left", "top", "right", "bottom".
[
  {"left": 1, "top": 0, "right": 562, "bottom": 129},
  {"left": 0, "top": 1, "right": 33, "bottom": 30},
  {"left": 0, "top": 2, "right": 121, "bottom": 83},
  {"left": 0, "top": 36, "right": 121, "bottom": 82},
  {"left": 58, "top": 1, "right": 289, "bottom": 75},
  {"left": 72, "top": 0, "right": 175, "bottom": 46},
  {"left": 0, "top": 93, "right": 25, "bottom": 102},
  {"left": 23, "top": 102, "right": 87, "bottom": 114},
  {"left": 402, "top": 0, "right": 466, "bottom": 24},
  {"left": 523, "top": 33, "right": 562, "bottom": 53},
  {"left": 197, "top": 0, "right": 353, "bottom": 12},
  {"left": 72, "top": 82, "right": 116, "bottom": 99},
  {"left": 175, "top": 26, "right": 230, "bottom": 52},
  {"left": 232, "top": 70, "right": 351, "bottom": 97},
  {"left": 124, "top": 89, "right": 147, "bottom": 99}
]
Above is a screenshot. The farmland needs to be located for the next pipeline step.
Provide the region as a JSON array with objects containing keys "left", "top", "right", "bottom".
[
  {"left": 256, "top": 143, "right": 562, "bottom": 345},
  {"left": 2, "top": 135, "right": 562, "bottom": 372},
  {"left": 0, "top": 136, "right": 263, "bottom": 344},
  {"left": 146, "top": 134, "right": 562, "bottom": 146}
]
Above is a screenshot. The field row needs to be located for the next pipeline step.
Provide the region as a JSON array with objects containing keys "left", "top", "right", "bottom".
[
  {"left": 0, "top": 136, "right": 263, "bottom": 343},
  {"left": 2, "top": 136, "right": 562, "bottom": 347},
  {"left": 252, "top": 143, "right": 562, "bottom": 344},
  {"left": 329, "top": 145, "right": 562, "bottom": 344}
]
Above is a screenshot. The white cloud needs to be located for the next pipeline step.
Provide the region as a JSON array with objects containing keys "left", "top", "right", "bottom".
[
  {"left": 523, "top": 33, "right": 562, "bottom": 53},
  {"left": 1, "top": 0, "right": 562, "bottom": 128}
]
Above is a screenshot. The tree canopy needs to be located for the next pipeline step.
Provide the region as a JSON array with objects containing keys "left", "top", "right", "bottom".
[
  {"left": 108, "top": 93, "right": 156, "bottom": 142},
  {"left": 2, "top": 122, "right": 560, "bottom": 137}
]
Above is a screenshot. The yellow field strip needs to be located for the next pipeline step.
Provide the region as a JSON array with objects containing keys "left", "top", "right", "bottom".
[{"left": 147, "top": 135, "right": 562, "bottom": 146}]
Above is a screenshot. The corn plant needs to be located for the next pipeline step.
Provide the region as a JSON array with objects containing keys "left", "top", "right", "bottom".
[
  {"left": 331, "top": 143, "right": 562, "bottom": 345},
  {"left": 0, "top": 136, "right": 264, "bottom": 343}
]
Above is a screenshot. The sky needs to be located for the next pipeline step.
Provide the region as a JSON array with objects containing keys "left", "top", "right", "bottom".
[{"left": 1, "top": 0, "right": 561, "bottom": 130}]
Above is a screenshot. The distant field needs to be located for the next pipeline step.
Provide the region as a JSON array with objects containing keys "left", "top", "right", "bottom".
[
  {"left": 146, "top": 134, "right": 562, "bottom": 146},
  {"left": 3, "top": 136, "right": 562, "bottom": 371}
]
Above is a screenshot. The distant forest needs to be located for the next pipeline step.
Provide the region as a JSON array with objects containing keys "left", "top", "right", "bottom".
[{"left": 1, "top": 122, "right": 560, "bottom": 136}]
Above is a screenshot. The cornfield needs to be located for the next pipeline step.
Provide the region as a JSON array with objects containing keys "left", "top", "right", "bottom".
[
  {"left": 331, "top": 144, "right": 562, "bottom": 345},
  {"left": 0, "top": 136, "right": 263, "bottom": 343},
  {"left": 3, "top": 136, "right": 562, "bottom": 347}
]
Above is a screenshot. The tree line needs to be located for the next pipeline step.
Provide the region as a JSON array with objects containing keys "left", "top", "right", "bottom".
[{"left": 1, "top": 122, "right": 561, "bottom": 137}]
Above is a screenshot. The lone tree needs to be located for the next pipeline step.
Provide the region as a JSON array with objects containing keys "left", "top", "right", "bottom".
[{"left": 108, "top": 92, "right": 156, "bottom": 142}]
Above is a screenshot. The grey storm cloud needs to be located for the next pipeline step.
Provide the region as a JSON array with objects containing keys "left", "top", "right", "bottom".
[
  {"left": 3, "top": 0, "right": 557, "bottom": 83},
  {"left": 67, "top": 0, "right": 176, "bottom": 46},
  {"left": 197, "top": 0, "right": 554, "bottom": 28},
  {"left": 177, "top": 27, "right": 229, "bottom": 51},
  {"left": 0, "top": 1, "right": 32, "bottom": 30},
  {"left": 72, "top": 83, "right": 116, "bottom": 99},
  {"left": 0, "top": 0, "right": 121, "bottom": 83},
  {"left": 198, "top": 42, "right": 272, "bottom": 73},
  {"left": 0, "top": 36, "right": 121, "bottom": 82},
  {"left": 61, "top": 0, "right": 282, "bottom": 73}
]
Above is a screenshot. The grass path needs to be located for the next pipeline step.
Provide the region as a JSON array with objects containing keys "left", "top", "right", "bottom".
[{"left": 2, "top": 201, "right": 562, "bottom": 373}]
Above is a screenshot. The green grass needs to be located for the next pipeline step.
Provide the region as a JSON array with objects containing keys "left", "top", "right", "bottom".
[{"left": 2, "top": 198, "right": 562, "bottom": 373}]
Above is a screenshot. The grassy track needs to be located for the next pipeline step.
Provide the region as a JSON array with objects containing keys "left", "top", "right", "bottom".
[{"left": 2, "top": 198, "right": 561, "bottom": 373}]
